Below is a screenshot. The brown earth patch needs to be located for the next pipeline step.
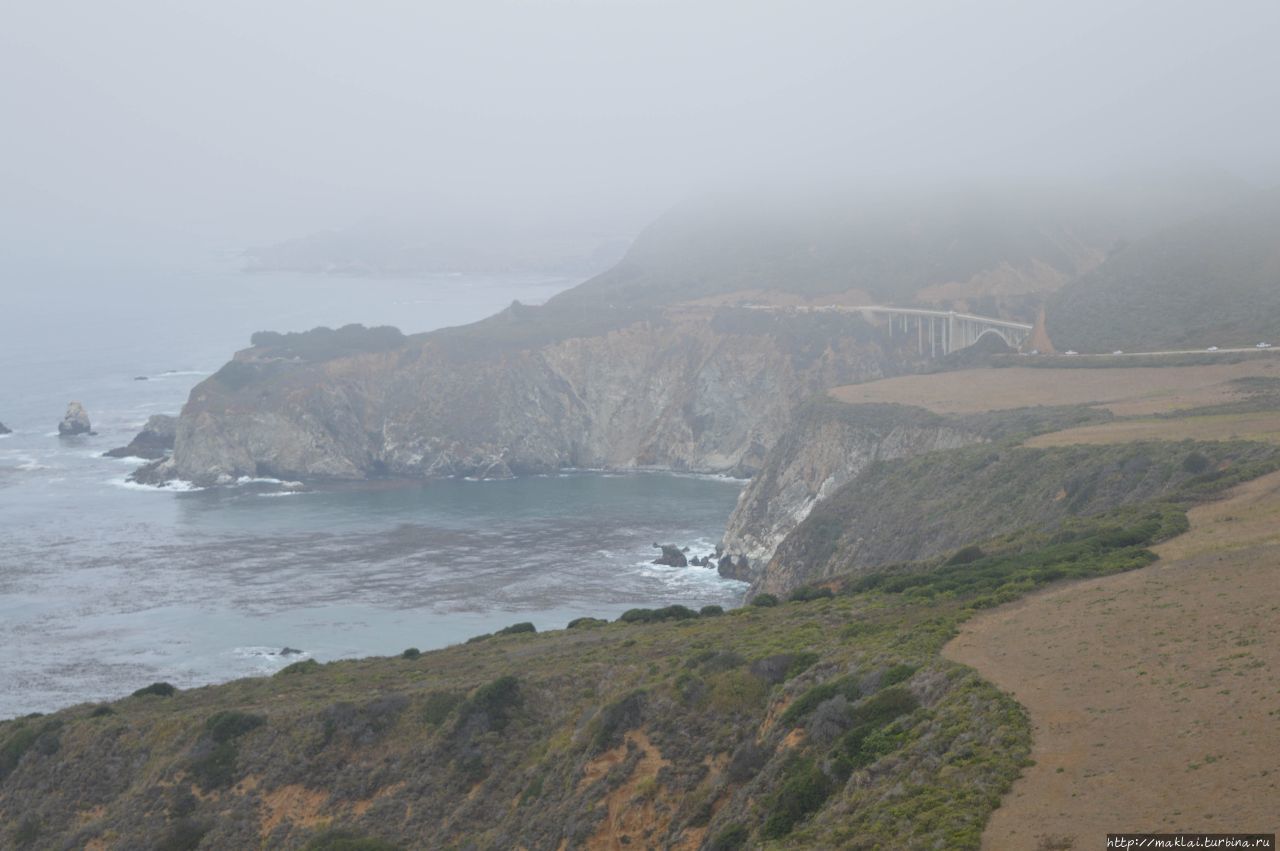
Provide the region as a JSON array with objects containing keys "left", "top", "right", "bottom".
[
  {"left": 756, "top": 694, "right": 793, "bottom": 740},
  {"left": 944, "top": 471, "right": 1280, "bottom": 848},
  {"left": 830, "top": 362, "right": 1280, "bottom": 416},
  {"left": 258, "top": 783, "right": 332, "bottom": 837},
  {"left": 581, "top": 729, "right": 705, "bottom": 851},
  {"left": 352, "top": 781, "right": 406, "bottom": 817},
  {"left": 76, "top": 805, "right": 106, "bottom": 825}
]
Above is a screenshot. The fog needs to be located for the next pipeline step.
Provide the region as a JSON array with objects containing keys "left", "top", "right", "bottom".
[{"left": 2, "top": 0, "right": 1278, "bottom": 268}]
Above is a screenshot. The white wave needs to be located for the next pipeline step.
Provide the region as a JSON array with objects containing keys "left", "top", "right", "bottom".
[
  {"left": 234, "top": 475, "right": 286, "bottom": 485},
  {"left": 155, "top": 370, "right": 208, "bottom": 378},
  {"left": 256, "top": 490, "right": 303, "bottom": 498},
  {"left": 109, "top": 476, "right": 203, "bottom": 493}
]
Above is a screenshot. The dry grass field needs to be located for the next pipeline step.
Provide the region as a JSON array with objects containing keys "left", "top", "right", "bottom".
[
  {"left": 830, "top": 361, "right": 1280, "bottom": 416},
  {"left": 1025, "top": 410, "right": 1280, "bottom": 448},
  {"left": 944, "top": 470, "right": 1280, "bottom": 848}
]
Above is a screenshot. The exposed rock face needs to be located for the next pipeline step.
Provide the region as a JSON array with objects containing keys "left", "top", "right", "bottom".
[
  {"left": 0, "top": 421, "right": 10, "bottom": 435},
  {"left": 717, "top": 400, "right": 984, "bottom": 578},
  {"left": 751, "top": 439, "right": 1280, "bottom": 598},
  {"left": 57, "top": 402, "right": 92, "bottom": 436},
  {"left": 157, "top": 309, "right": 893, "bottom": 486},
  {"left": 104, "top": 414, "right": 177, "bottom": 459},
  {"left": 652, "top": 545, "right": 688, "bottom": 567}
]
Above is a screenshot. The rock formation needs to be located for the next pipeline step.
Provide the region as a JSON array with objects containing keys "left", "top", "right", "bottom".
[
  {"left": 145, "top": 309, "right": 893, "bottom": 487},
  {"left": 652, "top": 545, "right": 688, "bottom": 568},
  {"left": 717, "top": 400, "right": 984, "bottom": 578},
  {"left": 104, "top": 415, "right": 177, "bottom": 459},
  {"left": 0, "top": 421, "right": 10, "bottom": 435},
  {"left": 57, "top": 402, "right": 92, "bottom": 436}
]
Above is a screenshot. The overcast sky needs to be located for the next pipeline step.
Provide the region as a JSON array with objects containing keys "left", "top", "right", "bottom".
[{"left": 2, "top": 0, "right": 1278, "bottom": 266}]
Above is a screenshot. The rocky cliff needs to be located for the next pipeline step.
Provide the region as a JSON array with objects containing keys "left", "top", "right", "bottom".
[
  {"left": 148, "top": 309, "right": 895, "bottom": 486},
  {"left": 718, "top": 399, "right": 983, "bottom": 571},
  {"left": 752, "top": 439, "right": 1280, "bottom": 597}
]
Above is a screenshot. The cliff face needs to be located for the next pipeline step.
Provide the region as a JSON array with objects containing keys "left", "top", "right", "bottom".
[
  {"left": 752, "top": 440, "right": 1280, "bottom": 597},
  {"left": 161, "top": 310, "right": 892, "bottom": 486},
  {"left": 718, "top": 401, "right": 983, "bottom": 571}
]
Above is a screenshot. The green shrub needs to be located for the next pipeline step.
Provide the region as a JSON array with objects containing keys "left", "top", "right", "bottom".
[
  {"left": 303, "top": 830, "right": 403, "bottom": 851},
  {"left": 12, "top": 815, "right": 39, "bottom": 847},
  {"left": 496, "top": 621, "right": 536, "bottom": 636},
  {"left": 591, "top": 690, "right": 646, "bottom": 753},
  {"left": 780, "top": 675, "right": 861, "bottom": 727},
  {"left": 618, "top": 605, "right": 699, "bottom": 624},
  {"left": 154, "top": 818, "right": 210, "bottom": 851},
  {"left": 422, "top": 691, "right": 464, "bottom": 726},
  {"left": 707, "top": 823, "right": 749, "bottom": 850},
  {"left": 708, "top": 670, "right": 769, "bottom": 714},
  {"left": 458, "top": 676, "right": 522, "bottom": 731},
  {"left": 205, "top": 711, "right": 265, "bottom": 743},
  {"left": 401, "top": 647, "right": 421, "bottom": 659},
  {"left": 880, "top": 663, "right": 917, "bottom": 687},
  {"left": 132, "top": 682, "right": 177, "bottom": 698},
  {"left": 567, "top": 616, "right": 607, "bottom": 629},
  {"left": 1182, "top": 450, "right": 1211, "bottom": 474},
  {"left": 945, "top": 544, "right": 986, "bottom": 565},
  {"left": 761, "top": 757, "right": 833, "bottom": 839},
  {"left": 699, "top": 604, "right": 725, "bottom": 616},
  {"left": 88, "top": 705, "right": 115, "bottom": 717},
  {"left": 788, "top": 585, "right": 834, "bottom": 602},
  {"left": 189, "top": 741, "right": 237, "bottom": 791},
  {"left": 278, "top": 658, "right": 320, "bottom": 675},
  {"left": 751, "top": 593, "right": 779, "bottom": 607},
  {"left": 786, "top": 652, "right": 820, "bottom": 679}
]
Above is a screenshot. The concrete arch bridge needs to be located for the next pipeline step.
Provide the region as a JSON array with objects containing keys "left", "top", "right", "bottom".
[{"left": 748, "top": 304, "right": 1034, "bottom": 357}]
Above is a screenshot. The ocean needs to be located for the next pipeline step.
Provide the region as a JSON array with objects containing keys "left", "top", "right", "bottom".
[{"left": 0, "top": 262, "right": 746, "bottom": 718}]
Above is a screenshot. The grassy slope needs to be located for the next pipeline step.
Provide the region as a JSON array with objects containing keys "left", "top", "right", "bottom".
[
  {"left": 1046, "top": 187, "right": 1280, "bottom": 353},
  {"left": 6, "top": 431, "right": 1279, "bottom": 850}
]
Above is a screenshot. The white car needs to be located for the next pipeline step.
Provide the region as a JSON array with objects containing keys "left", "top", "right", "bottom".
[
  {"left": 1258, "top": 342, "right": 1273, "bottom": 349},
  {"left": 1112, "top": 350, "right": 1124, "bottom": 355},
  {"left": 1063, "top": 350, "right": 1079, "bottom": 356},
  {"left": 1206, "top": 346, "right": 1219, "bottom": 352}
]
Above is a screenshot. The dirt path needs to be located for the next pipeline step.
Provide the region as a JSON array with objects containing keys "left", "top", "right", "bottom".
[{"left": 944, "top": 471, "right": 1280, "bottom": 849}]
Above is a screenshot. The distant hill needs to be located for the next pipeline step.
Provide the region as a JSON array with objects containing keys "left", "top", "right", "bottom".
[
  {"left": 437, "top": 176, "right": 1245, "bottom": 352},
  {"left": 1046, "top": 187, "right": 1280, "bottom": 352}
]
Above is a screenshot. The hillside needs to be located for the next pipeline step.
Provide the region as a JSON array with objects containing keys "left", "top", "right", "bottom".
[
  {"left": 145, "top": 180, "right": 1248, "bottom": 490},
  {"left": 1046, "top": 187, "right": 1280, "bottom": 352},
  {"left": 10, "top": 402, "right": 1278, "bottom": 848}
]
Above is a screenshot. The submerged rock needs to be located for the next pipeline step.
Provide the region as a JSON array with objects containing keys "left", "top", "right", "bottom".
[
  {"left": 104, "top": 414, "right": 177, "bottom": 460},
  {"left": 652, "top": 544, "right": 688, "bottom": 567},
  {"left": 57, "top": 402, "right": 93, "bottom": 436}
]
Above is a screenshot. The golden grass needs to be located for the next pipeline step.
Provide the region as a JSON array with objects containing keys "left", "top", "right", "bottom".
[{"left": 830, "top": 361, "right": 1280, "bottom": 416}]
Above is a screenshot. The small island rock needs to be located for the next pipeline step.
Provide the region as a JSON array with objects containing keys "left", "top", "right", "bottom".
[
  {"left": 652, "top": 544, "right": 688, "bottom": 567},
  {"left": 57, "top": 402, "right": 93, "bottom": 436}
]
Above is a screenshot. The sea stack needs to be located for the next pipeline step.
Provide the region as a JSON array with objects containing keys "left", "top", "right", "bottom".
[
  {"left": 0, "top": 421, "right": 11, "bottom": 435},
  {"left": 58, "top": 402, "right": 93, "bottom": 436},
  {"left": 104, "top": 414, "right": 176, "bottom": 459}
]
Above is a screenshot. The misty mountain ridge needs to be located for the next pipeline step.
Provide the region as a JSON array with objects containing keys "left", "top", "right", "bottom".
[
  {"left": 242, "top": 212, "right": 633, "bottom": 278},
  {"left": 1047, "top": 185, "right": 1280, "bottom": 351}
]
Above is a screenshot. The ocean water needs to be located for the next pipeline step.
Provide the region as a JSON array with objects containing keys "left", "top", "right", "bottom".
[{"left": 0, "top": 262, "right": 746, "bottom": 718}]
